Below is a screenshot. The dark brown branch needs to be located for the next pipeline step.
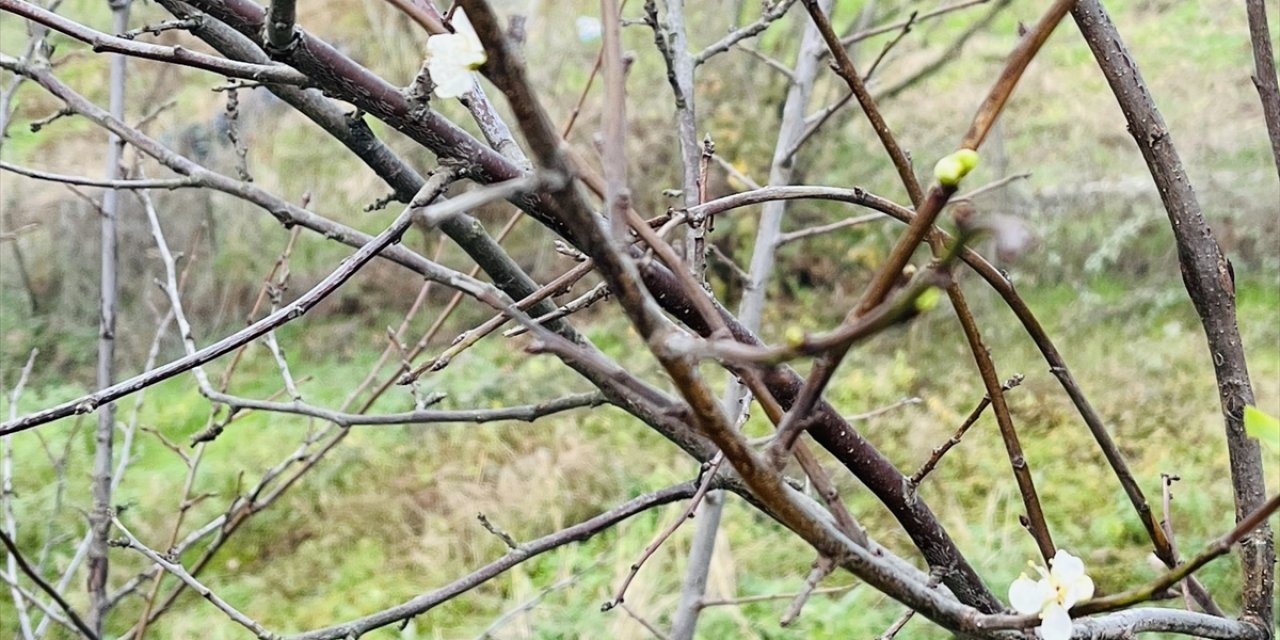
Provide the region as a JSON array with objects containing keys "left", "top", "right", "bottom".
[
  {"left": 464, "top": 0, "right": 1013, "bottom": 620},
  {"left": 1245, "top": 0, "right": 1280, "bottom": 181},
  {"left": 153, "top": 0, "right": 574, "bottom": 373},
  {"left": 154, "top": 14, "right": 985, "bottom": 602},
  {"left": 688, "top": 182, "right": 1221, "bottom": 613},
  {"left": 801, "top": 0, "right": 921, "bottom": 206},
  {"left": 263, "top": 0, "right": 297, "bottom": 53},
  {"left": 1072, "top": 0, "right": 1275, "bottom": 627},
  {"left": 787, "top": 0, "right": 1073, "bottom": 567}
]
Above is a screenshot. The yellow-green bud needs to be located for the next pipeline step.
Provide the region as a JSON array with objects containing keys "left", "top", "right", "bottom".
[
  {"left": 784, "top": 325, "right": 806, "bottom": 348},
  {"left": 914, "top": 287, "right": 942, "bottom": 313},
  {"left": 933, "top": 149, "right": 980, "bottom": 186}
]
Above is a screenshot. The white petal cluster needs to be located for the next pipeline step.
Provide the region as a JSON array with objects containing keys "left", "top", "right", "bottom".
[
  {"left": 427, "top": 10, "right": 486, "bottom": 99},
  {"left": 1008, "top": 549, "right": 1095, "bottom": 640},
  {"left": 576, "top": 15, "right": 602, "bottom": 42}
]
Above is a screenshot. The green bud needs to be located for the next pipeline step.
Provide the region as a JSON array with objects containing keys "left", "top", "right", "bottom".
[
  {"left": 934, "top": 149, "right": 980, "bottom": 187},
  {"left": 784, "top": 325, "right": 806, "bottom": 348},
  {"left": 914, "top": 287, "right": 942, "bottom": 313}
]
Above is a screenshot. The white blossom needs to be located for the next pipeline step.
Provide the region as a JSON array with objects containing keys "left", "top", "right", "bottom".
[
  {"left": 1008, "top": 549, "right": 1095, "bottom": 640},
  {"left": 427, "top": 10, "right": 486, "bottom": 99},
  {"left": 576, "top": 16, "right": 602, "bottom": 42}
]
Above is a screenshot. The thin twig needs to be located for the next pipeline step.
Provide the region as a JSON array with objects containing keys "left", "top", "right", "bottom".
[
  {"left": 780, "top": 555, "right": 835, "bottom": 626},
  {"left": 473, "top": 566, "right": 593, "bottom": 639},
  {"left": 692, "top": 0, "right": 798, "bottom": 65},
  {"left": 109, "top": 518, "right": 277, "bottom": 639},
  {"left": 1244, "top": 0, "right": 1280, "bottom": 181},
  {"left": 699, "top": 584, "right": 855, "bottom": 608},
  {"left": 287, "top": 482, "right": 701, "bottom": 640},
  {"left": 2, "top": 171, "right": 562, "bottom": 435},
  {"left": 776, "top": 212, "right": 884, "bottom": 245},
  {"left": 602, "top": 457, "right": 725, "bottom": 611},
  {"left": 0, "top": 161, "right": 198, "bottom": 189},
  {"left": 910, "top": 375, "right": 1023, "bottom": 485},
  {"left": 619, "top": 603, "right": 671, "bottom": 640},
  {"left": 3, "top": 348, "right": 39, "bottom": 639},
  {"left": 0, "top": 0, "right": 308, "bottom": 84},
  {"left": 0, "top": 529, "right": 99, "bottom": 640},
  {"left": 1076, "top": 493, "right": 1280, "bottom": 616}
]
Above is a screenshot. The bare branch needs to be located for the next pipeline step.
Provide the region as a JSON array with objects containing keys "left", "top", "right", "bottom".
[
  {"left": 776, "top": 212, "right": 885, "bottom": 246},
  {"left": 0, "top": 0, "right": 309, "bottom": 84},
  {"left": 0, "top": 161, "right": 197, "bottom": 189},
  {"left": 473, "top": 567, "right": 591, "bottom": 639},
  {"left": 693, "top": 0, "right": 797, "bottom": 65},
  {"left": 287, "top": 483, "right": 701, "bottom": 640},
  {"left": 3, "top": 349, "right": 39, "bottom": 639},
  {"left": 1, "top": 170, "right": 561, "bottom": 436},
  {"left": 1244, "top": 0, "right": 1280, "bottom": 181},
  {"left": 910, "top": 375, "right": 1023, "bottom": 485},
  {"left": 699, "top": 584, "right": 855, "bottom": 608},
  {"left": 604, "top": 457, "right": 725, "bottom": 611},
  {"left": 109, "top": 518, "right": 277, "bottom": 639},
  {"left": 88, "top": 2, "right": 130, "bottom": 627},
  {"left": 1072, "top": 0, "right": 1275, "bottom": 626},
  {"left": 0, "top": 529, "right": 99, "bottom": 640},
  {"left": 779, "top": 555, "right": 834, "bottom": 626},
  {"left": 204, "top": 391, "right": 606, "bottom": 428}
]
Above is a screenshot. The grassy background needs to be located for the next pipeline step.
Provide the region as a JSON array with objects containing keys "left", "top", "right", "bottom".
[{"left": 2, "top": 0, "right": 1278, "bottom": 637}]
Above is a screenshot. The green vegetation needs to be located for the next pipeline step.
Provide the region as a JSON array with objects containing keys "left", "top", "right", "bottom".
[
  {"left": 1, "top": 0, "right": 1277, "bottom": 637},
  {"left": 3, "top": 273, "right": 1276, "bottom": 638}
]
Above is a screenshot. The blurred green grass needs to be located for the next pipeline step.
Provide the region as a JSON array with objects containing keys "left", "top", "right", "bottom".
[{"left": 3, "top": 273, "right": 1276, "bottom": 639}]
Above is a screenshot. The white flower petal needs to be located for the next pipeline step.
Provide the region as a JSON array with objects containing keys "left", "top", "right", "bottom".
[
  {"left": 1062, "top": 574, "right": 1095, "bottom": 609},
  {"left": 1009, "top": 575, "right": 1053, "bottom": 615},
  {"left": 426, "top": 9, "right": 487, "bottom": 98},
  {"left": 1039, "top": 603, "right": 1073, "bottom": 640},
  {"left": 576, "top": 16, "right": 602, "bottom": 42},
  {"left": 431, "top": 70, "right": 475, "bottom": 99},
  {"left": 450, "top": 8, "right": 478, "bottom": 38},
  {"left": 1050, "top": 550, "right": 1086, "bottom": 583}
]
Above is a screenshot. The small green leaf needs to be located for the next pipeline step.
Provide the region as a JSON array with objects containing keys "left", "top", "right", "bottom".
[{"left": 1244, "top": 406, "right": 1280, "bottom": 450}]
